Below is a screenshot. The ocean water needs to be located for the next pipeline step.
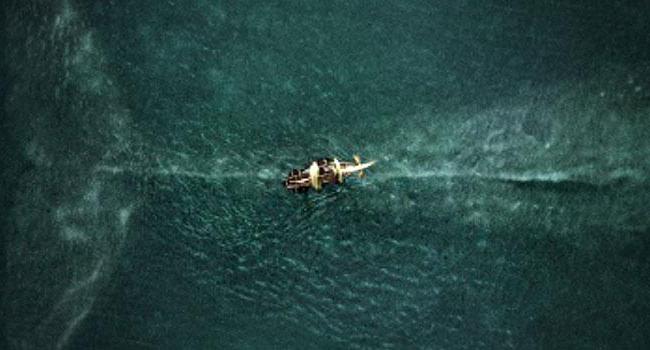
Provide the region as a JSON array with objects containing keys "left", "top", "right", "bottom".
[{"left": 2, "top": 1, "right": 650, "bottom": 349}]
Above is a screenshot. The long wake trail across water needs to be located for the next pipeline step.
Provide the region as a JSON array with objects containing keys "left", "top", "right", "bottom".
[{"left": 93, "top": 162, "right": 643, "bottom": 187}]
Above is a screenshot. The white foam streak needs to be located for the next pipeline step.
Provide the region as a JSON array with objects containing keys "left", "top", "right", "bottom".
[
  {"left": 96, "top": 162, "right": 644, "bottom": 186},
  {"left": 95, "top": 164, "right": 262, "bottom": 181},
  {"left": 95, "top": 164, "right": 574, "bottom": 184},
  {"left": 377, "top": 169, "right": 573, "bottom": 183},
  {"left": 56, "top": 306, "right": 91, "bottom": 350}
]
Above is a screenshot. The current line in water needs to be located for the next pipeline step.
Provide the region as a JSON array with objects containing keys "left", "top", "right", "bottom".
[{"left": 95, "top": 163, "right": 594, "bottom": 185}]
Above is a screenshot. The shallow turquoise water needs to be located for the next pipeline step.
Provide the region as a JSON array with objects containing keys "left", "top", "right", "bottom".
[{"left": 2, "top": 1, "right": 650, "bottom": 349}]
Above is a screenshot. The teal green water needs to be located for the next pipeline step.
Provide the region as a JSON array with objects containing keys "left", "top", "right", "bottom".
[{"left": 3, "top": 1, "right": 650, "bottom": 349}]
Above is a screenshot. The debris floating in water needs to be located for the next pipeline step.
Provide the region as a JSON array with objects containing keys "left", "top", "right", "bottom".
[{"left": 283, "top": 155, "right": 376, "bottom": 192}]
